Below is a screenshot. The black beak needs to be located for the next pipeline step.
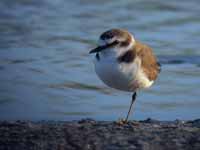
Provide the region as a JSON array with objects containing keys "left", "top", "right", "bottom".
[
  {"left": 89, "top": 41, "right": 119, "bottom": 54},
  {"left": 89, "top": 45, "right": 108, "bottom": 54}
]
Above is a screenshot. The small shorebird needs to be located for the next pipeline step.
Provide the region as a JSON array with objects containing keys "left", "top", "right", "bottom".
[{"left": 89, "top": 29, "right": 161, "bottom": 122}]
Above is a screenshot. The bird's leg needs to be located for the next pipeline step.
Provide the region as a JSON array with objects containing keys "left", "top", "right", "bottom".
[
  {"left": 125, "top": 92, "right": 137, "bottom": 123},
  {"left": 116, "top": 92, "right": 137, "bottom": 125}
]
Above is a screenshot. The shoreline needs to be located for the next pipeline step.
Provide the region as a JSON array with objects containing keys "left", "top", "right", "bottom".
[{"left": 0, "top": 118, "right": 200, "bottom": 150}]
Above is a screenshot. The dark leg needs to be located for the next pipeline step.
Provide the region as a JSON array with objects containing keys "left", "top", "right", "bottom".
[{"left": 125, "top": 92, "right": 137, "bottom": 122}]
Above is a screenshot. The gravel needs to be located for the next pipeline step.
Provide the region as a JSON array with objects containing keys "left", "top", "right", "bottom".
[{"left": 0, "top": 118, "right": 200, "bottom": 150}]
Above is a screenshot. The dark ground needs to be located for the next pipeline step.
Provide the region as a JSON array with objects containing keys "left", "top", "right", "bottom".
[{"left": 0, "top": 118, "right": 200, "bottom": 150}]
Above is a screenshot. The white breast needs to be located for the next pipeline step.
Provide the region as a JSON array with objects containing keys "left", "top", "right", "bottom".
[
  {"left": 94, "top": 51, "right": 137, "bottom": 92},
  {"left": 94, "top": 52, "right": 154, "bottom": 92}
]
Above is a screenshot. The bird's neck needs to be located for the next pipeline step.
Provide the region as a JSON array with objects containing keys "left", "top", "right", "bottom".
[{"left": 116, "top": 37, "right": 136, "bottom": 57}]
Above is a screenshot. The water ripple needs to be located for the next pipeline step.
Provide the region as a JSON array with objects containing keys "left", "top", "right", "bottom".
[
  {"left": 0, "top": 58, "right": 36, "bottom": 65},
  {"left": 159, "top": 55, "right": 200, "bottom": 65},
  {"left": 48, "top": 81, "right": 112, "bottom": 95}
]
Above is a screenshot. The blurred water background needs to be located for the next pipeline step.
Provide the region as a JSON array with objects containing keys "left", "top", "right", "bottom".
[{"left": 0, "top": 0, "right": 200, "bottom": 121}]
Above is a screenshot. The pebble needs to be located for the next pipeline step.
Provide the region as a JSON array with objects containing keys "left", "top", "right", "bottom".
[{"left": 0, "top": 119, "right": 199, "bottom": 150}]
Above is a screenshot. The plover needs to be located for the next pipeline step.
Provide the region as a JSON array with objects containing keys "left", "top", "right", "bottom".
[{"left": 89, "top": 29, "right": 161, "bottom": 122}]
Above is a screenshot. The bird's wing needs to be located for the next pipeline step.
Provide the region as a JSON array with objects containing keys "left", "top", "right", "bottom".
[{"left": 136, "top": 41, "right": 160, "bottom": 81}]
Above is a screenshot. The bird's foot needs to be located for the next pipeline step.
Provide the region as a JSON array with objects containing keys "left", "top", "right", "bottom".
[
  {"left": 116, "top": 118, "right": 128, "bottom": 125},
  {"left": 115, "top": 119, "right": 140, "bottom": 126},
  {"left": 130, "top": 120, "right": 140, "bottom": 126}
]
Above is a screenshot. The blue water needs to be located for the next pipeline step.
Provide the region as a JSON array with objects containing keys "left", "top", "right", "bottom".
[{"left": 0, "top": 0, "right": 200, "bottom": 121}]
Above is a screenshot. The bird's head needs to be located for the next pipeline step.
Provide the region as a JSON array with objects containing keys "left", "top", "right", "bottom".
[{"left": 89, "top": 29, "right": 135, "bottom": 56}]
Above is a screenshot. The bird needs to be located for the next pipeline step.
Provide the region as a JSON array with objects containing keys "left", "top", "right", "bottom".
[{"left": 89, "top": 29, "right": 161, "bottom": 123}]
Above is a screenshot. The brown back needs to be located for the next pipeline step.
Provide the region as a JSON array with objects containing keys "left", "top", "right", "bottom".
[{"left": 135, "top": 41, "right": 160, "bottom": 81}]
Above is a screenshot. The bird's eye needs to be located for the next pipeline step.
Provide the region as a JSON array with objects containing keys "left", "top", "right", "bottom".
[
  {"left": 108, "top": 40, "right": 120, "bottom": 47},
  {"left": 120, "top": 41, "right": 129, "bottom": 47},
  {"left": 114, "top": 40, "right": 120, "bottom": 45}
]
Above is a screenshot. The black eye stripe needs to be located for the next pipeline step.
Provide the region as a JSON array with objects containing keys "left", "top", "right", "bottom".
[
  {"left": 111, "top": 40, "right": 119, "bottom": 45},
  {"left": 89, "top": 40, "right": 120, "bottom": 54},
  {"left": 120, "top": 41, "right": 129, "bottom": 47},
  {"left": 104, "top": 40, "right": 119, "bottom": 48}
]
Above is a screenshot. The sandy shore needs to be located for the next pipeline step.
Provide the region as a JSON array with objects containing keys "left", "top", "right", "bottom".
[{"left": 0, "top": 118, "right": 200, "bottom": 150}]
